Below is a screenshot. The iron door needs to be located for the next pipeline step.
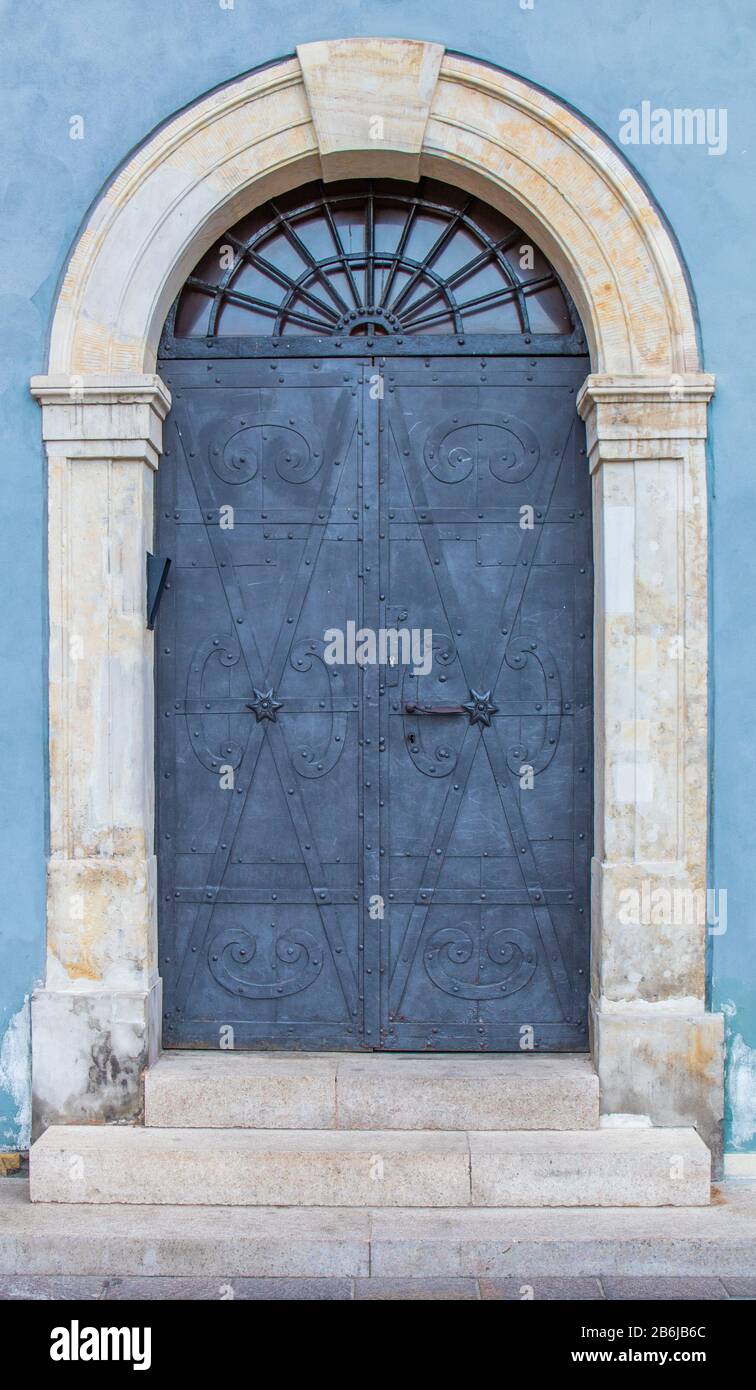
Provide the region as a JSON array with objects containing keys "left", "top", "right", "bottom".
[
  {"left": 157, "top": 359, "right": 369, "bottom": 1048},
  {"left": 379, "top": 357, "right": 591, "bottom": 1051},
  {"left": 156, "top": 355, "right": 591, "bottom": 1050}
]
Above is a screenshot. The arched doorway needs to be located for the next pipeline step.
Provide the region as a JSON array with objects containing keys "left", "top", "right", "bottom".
[
  {"left": 29, "top": 39, "right": 719, "bottom": 1150},
  {"left": 155, "top": 177, "right": 592, "bottom": 1051}
]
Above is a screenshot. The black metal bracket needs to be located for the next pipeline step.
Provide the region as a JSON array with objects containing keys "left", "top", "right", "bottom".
[
  {"left": 403, "top": 702, "right": 465, "bottom": 715},
  {"left": 146, "top": 553, "right": 171, "bottom": 630}
]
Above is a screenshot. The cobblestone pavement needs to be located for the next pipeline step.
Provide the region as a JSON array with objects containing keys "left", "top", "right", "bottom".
[{"left": 0, "top": 1275, "right": 755, "bottom": 1300}]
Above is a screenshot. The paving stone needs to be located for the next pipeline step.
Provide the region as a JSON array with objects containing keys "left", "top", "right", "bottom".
[
  {"left": 354, "top": 1278, "right": 479, "bottom": 1300},
  {"left": 721, "top": 1276, "right": 756, "bottom": 1297},
  {"left": 232, "top": 1278, "right": 353, "bottom": 1300},
  {"left": 0, "top": 1275, "right": 105, "bottom": 1300},
  {"left": 103, "top": 1277, "right": 352, "bottom": 1300},
  {"left": 480, "top": 1277, "right": 604, "bottom": 1300},
  {"left": 601, "top": 1276, "right": 729, "bottom": 1300}
]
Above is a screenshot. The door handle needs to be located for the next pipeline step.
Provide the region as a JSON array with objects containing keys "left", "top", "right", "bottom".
[{"left": 403, "top": 702, "right": 465, "bottom": 715}]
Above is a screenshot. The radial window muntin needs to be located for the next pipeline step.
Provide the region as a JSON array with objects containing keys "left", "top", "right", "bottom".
[{"left": 164, "top": 179, "right": 583, "bottom": 349}]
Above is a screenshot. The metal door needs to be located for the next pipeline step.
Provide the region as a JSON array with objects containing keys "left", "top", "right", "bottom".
[
  {"left": 156, "top": 354, "right": 591, "bottom": 1050},
  {"left": 379, "top": 357, "right": 591, "bottom": 1051}
]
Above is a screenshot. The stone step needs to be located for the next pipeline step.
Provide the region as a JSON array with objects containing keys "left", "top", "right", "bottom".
[
  {"left": 30, "top": 1125, "right": 710, "bottom": 1207},
  {"left": 6, "top": 1179, "right": 754, "bottom": 1280},
  {"left": 144, "top": 1051, "right": 600, "bottom": 1131}
]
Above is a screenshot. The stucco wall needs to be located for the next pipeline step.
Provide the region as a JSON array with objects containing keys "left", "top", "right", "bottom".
[{"left": 2, "top": 0, "right": 754, "bottom": 1153}]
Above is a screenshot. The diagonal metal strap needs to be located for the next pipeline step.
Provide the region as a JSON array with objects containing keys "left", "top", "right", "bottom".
[
  {"left": 174, "top": 719, "right": 267, "bottom": 1006},
  {"left": 481, "top": 416, "right": 576, "bottom": 697},
  {"left": 266, "top": 721, "right": 358, "bottom": 1012},
  {"left": 389, "top": 719, "right": 482, "bottom": 1015},
  {"left": 387, "top": 395, "right": 575, "bottom": 1018},
  {"left": 267, "top": 395, "right": 357, "bottom": 693},
  {"left": 171, "top": 390, "right": 359, "bottom": 1013},
  {"left": 481, "top": 724, "right": 573, "bottom": 1017}
]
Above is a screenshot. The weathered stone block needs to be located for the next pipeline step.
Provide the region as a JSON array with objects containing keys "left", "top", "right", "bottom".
[
  {"left": 145, "top": 1052, "right": 337, "bottom": 1129},
  {"left": 31, "top": 982, "right": 161, "bottom": 1136},
  {"left": 593, "top": 1004, "right": 725, "bottom": 1172},
  {"left": 336, "top": 1054, "right": 599, "bottom": 1131},
  {"left": 468, "top": 1128, "right": 710, "bottom": 1207},
  {"left": 30, "top": 1125, "right": 471, "bottom": 1207}
]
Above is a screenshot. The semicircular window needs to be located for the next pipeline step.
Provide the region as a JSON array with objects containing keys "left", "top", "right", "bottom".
[{"left": 166, "top": 178, "right": 581, "bottom": 344}]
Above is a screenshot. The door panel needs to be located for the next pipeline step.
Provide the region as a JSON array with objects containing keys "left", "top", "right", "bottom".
[
  {"left": 156, "top": 355, "right": 591, "bottom": 1051},
  {"left": 157, "top": 360, "right": 367, "bottom": 1048},
  {"left": 379, "top": 359, "right": 591, "bottom": 1050}
]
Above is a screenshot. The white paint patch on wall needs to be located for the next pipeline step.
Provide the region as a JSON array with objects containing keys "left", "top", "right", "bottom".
[
  {"left": 727, "top": 1033, "right": 756, "bottom": 1149},
  {"left": 0, "top": 997, "right": 31, "bottom": 1149},
  {"left": 604, "top": 505, "right": 635, "bottom": 615}
]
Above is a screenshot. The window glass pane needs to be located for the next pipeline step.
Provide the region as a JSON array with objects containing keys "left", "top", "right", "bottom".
[
  {"left": 216, "top": 300, "right": 276, "bottom": 334},
  {"left": 524, "top": 283, "right": 572, "bottom": 333},
  {"left": 461, "top": 299, "right": 521, "bottom": 333},
  {"left": 174, "top": 291, "right": 211, "bottom": 337}
]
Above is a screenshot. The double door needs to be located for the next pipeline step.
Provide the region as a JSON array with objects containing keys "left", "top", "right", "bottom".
[{"left": 156, "top": 354, "right": 591, "bottom": 1050}]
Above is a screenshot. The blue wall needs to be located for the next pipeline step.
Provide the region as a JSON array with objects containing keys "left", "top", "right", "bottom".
[{"left": 3, "top": 0, "right": 755, "bottom": 1151}]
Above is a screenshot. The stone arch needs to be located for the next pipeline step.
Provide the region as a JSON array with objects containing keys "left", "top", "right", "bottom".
[{"left": 47, "top": 39, "right": 698, "bottom": 377}]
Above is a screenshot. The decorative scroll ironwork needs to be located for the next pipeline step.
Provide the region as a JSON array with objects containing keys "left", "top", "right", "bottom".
[
  {"left": 425, "top": 924, "right": 538, "bottom": 999},
  {"left": 504, "top": 629, "right": 563, "bottom": 777},
  {"left": 289, "top": 638, "right": 348, "bottom": 779},
  {"left": 424, "top": 411, "right": 540, "bottom": 484},
  {"left": 208, "top": 926, "right": 323, "bottom": 998},
  {"left": 185, "top": 633, "right": 244, "bottom": 771},
  {"left": 208, "top": 413, "right": 324, "bottom": 485}
]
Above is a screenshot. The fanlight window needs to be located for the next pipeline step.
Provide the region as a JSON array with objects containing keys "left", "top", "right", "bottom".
[{"left": 168, "top": 178, "right": 579, "bottom": 343}]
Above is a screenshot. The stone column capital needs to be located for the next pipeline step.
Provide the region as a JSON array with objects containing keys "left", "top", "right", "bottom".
[
  {"left": 30, "top": 373, "right": 171, "bottom": 466},
  {"left": 576, "top": 372, "right": 716, "bottom": 469}
]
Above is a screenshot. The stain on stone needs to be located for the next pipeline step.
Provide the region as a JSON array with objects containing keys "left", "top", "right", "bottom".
[{"left": 84, "top": 1033, "right": 139, "bottom": 1123}]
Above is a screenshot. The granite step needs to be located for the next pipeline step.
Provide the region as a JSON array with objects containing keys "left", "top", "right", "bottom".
[
  {"left": 29, "top": 1124, "right": 710, "bottom": 1207},
  {"left": 144, "top": 1051, "right": 600, "bottom": 1131},
  {"left": 6, "top": 1179, "right": 754, "bottom": 1280}
]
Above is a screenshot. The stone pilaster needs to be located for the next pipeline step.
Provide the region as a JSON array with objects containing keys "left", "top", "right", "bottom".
[
  {"left": 578, "top": 374, "right": 724, "bottom": 1164},
  {"left": 29, "top": 375, "right": 169, "bottom": 1132}
]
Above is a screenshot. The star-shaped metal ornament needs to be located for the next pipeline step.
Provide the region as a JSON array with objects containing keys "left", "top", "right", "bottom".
[
  {"left": 246, "top": 688, "right": 283, "bottom": 722},
  {"left": 462, "top": 688, "right": 498, "bottom": 727}
]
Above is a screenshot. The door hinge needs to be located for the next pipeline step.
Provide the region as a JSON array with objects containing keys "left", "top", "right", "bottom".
[{"left": 146, "top": 552, "right": 171, "bottom": 630}]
